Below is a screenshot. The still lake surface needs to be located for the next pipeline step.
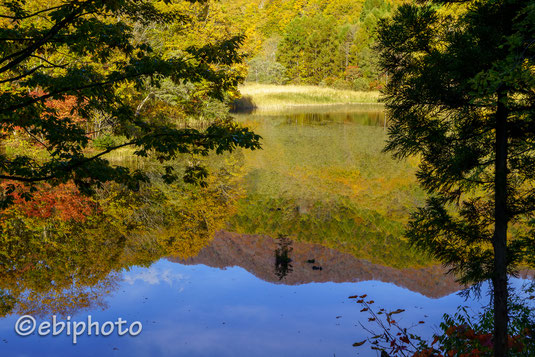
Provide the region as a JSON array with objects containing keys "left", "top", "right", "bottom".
[{"left": 0, "top": 105, "right": 501, "bottom": 356}]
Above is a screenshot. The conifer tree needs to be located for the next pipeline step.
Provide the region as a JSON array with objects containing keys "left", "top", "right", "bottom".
[{"left": 378, "top": 1, "right": 535, "bottom": 355}]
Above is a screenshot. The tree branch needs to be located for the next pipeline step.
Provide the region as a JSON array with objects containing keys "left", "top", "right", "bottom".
[
  {"left": 0, "top": 7, "right": 82, "bottom": 74},
  {"left": 0, "top": 64, "right": 44, "bottom": 84},
  {"left": 0, "top": 5, "right": 67, "bottom": 20}
]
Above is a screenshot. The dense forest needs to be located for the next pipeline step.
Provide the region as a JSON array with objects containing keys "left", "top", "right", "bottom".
[{"left": 213, "top": 0, "right": 398, "bottom": 90}]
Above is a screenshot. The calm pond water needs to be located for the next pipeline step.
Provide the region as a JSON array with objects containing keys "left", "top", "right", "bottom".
[{"left": 0, "top": 105, "right": 502, "bottom": 356}]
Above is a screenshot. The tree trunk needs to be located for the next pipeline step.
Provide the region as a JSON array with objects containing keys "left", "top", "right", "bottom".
[{"left": 493, "top": 90, "right": 509, "bottom": 357}]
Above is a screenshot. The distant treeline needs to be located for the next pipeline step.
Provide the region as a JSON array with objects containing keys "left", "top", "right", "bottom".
[{"left": 217, "top": 0, "right": 399, "bottom": 90}]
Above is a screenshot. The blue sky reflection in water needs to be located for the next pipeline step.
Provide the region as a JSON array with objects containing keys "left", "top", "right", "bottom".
[
  {"left": 0, "top": 105, "right": 514, "bottom": 356},
  {"left": 0, "top": 258, "right": 497, "bottom": 357}
]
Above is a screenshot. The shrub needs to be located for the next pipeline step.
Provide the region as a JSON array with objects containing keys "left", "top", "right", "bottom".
[{"left": 92, "top": 135, "right": 119, "bottom": 150}]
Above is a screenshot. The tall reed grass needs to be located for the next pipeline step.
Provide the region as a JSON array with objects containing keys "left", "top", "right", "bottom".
[{"left": 235, "top": 83, "right": 381, "bottom": 111}]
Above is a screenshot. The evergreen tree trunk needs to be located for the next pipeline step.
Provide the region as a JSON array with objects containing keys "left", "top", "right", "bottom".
[{"left": 493, "top": 91, "right": 509, "bottom": 357}]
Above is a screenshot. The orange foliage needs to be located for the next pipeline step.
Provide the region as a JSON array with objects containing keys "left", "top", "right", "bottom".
[
  {"left": 7, "top": 91, "right": 86, "bottom": 139},
  {"left": 41, "top": 93, "right": 86, "bottom": 124},
  {"left": 2, "top": 182, "right": 97, "bottom": 222}
]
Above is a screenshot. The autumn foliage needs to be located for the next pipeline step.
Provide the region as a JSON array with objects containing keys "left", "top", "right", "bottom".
[
  {"left": 351, "top": 294, "right": 535, "bottom": 357},
  {"left": 1, "top": 181, "right": 97, "bottom": 222}
]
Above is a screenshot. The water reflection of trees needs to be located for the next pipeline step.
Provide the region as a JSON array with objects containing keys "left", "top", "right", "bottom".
[
  {"left": 274, "top": 235, "right": 293, "bottom": 280},
  {"left": 0, "top": 157, "right": 245, "bottom": 318},
  {"left": 231, "top": 195, "right": 435, "bottom": 269},
  {"left": 233, "top": 113, "right": 431, "bottom": 269}
]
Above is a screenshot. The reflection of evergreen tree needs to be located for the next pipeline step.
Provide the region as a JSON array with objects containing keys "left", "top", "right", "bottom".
[
  {"left": 232, "top": 113, "right": 430, "bottom": 269},
  {"left": 275, "top": 235, "right": 294, "bottom": 281}
]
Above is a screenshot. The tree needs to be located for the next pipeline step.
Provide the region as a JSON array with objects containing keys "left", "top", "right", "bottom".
[
  {"left": 349, "top": 0, "right": 391, "bottom": 90},
  {"left": 246, "top": 37, "right": 287, "bottom": 85},
  {"left": 277, "top": 14, "right": 343, "bottom": 84},
  {"left": 0, "top": 0, "right": 261, "bottom": 201},
  {"left": 377, "top": 1, "right": 535, "bottom": 355}
]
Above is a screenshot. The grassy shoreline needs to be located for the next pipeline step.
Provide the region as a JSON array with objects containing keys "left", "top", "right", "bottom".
[{"left": 235, "top": 83, "right": 382, "bottom": 111}]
